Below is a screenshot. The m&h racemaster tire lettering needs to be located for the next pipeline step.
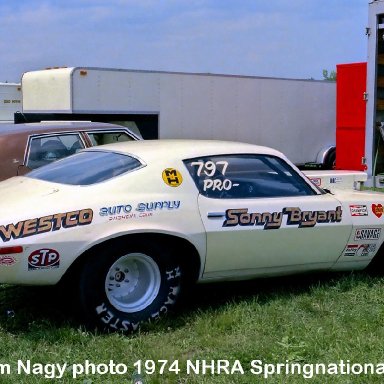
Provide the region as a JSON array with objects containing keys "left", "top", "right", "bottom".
[{"left": 78, "top": 240, "right": 182, "bottom": 332}]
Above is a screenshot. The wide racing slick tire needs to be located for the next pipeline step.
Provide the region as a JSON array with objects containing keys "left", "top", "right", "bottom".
[{"left": 78, "top": 240, "right": 182, "bottom": 332}]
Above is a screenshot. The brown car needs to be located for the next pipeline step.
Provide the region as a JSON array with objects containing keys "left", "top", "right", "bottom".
[{"left": 0, "top": 121, "right": 141, "bottom": 181}]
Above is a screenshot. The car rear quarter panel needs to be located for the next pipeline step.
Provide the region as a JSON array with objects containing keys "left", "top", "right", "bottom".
[
  {"left": 331, "top": 191, "right": 384, "bottom": 271},
  {"left": 0, "top": 161, "right": 207, "bottom": 285}
]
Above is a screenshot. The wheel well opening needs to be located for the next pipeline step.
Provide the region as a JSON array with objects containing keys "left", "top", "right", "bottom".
[
  {"left": 60, "top": 233, "right": 201, "bottom": 287},
  {"left": 365, "top": 241, "right": 384, "bottom": 274}
]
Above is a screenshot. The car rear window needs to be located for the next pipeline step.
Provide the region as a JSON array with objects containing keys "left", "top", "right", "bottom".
[
  {"left": 183, "top": 154, "right": 317, "bottom": 198},
  {"left": 27, "top": 151, "right": 142, "bottom": 185}
]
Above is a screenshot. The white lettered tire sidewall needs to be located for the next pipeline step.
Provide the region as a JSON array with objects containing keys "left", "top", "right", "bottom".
[{"left": 79, "top": 241, "right": 182, "bottom": 332}]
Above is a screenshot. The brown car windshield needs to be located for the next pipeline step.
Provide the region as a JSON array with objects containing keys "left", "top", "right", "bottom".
[{"left": 26, "top": 151, "right": 142, "bottom": 185}]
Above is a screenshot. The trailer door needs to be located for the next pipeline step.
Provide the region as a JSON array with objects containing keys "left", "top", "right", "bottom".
[{"left": 336, "top": 63, "right": 367, "bottom": 171}]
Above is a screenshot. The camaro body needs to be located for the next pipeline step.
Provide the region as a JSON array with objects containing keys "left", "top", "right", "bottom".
[{"left": 0, "top": 140, "right": 383, "bottom": 286}]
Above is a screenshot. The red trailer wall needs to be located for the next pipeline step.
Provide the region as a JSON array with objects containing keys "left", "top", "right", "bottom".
[{"left": 336, "top": 62, "right": 367, "bottom": 171}]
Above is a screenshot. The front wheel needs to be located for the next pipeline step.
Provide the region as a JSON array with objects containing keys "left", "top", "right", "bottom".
[{"left": 78, "top": 241, "right": 182, "bottom": 332}]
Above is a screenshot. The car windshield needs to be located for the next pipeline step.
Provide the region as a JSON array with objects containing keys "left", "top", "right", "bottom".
[{"left": 26, "top": 151, "right": 142, "bottom": 185}]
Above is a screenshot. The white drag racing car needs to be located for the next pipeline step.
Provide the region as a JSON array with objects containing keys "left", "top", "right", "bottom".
[{"left": 0, "top": 140, "right": 383, "bottom": 332}]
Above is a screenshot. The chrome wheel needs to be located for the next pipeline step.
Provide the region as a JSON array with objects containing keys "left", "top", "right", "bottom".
[{"left": 105, "top": 253, "right": 161, "bottom": 313}]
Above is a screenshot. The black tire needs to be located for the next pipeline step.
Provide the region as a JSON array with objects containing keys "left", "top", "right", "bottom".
[
  {"left": 325, "top": 149, "right": 336, "bottom": 170},
  {"left": 78, "top": 240, "right": 182, "bottom": 332},
  {"left": 365, "top": 244, "right": 384, "bottom": 276}
]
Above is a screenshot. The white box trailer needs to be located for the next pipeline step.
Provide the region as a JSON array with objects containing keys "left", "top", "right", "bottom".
[
  {"left": 20, "top": 67, "right": 336, "bottom": 167},
  {"left": 0, "top": 83, "right": 22, "bottom": 122},
  {"left": 365, "top": 0, "right": 384, "bottom": 184},
  {"left": 366, "top": 0, "right": 384, "bottom": 183}
]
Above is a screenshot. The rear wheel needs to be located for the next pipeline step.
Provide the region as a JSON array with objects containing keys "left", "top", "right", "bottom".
[{"left": 78, "top": 241, "right": 182, "bottom": 332}]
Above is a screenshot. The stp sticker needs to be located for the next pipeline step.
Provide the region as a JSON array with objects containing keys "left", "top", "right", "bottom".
[
  {"left": 28, "top": 249, "right": 60, "bottom": 270},
  {"left": 372, "top": 204, "right": 384, "bottom": 218},
  {"left": 162, "top": 168, "right": 183, "bottom": 187}
]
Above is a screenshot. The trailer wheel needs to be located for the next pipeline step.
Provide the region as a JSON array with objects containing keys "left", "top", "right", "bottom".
[
  {"left": 325, "top": 149, "right": 336, "bottom": 170},
  {"left": 78, "top": 241, "right": 182, "bottom": 332}
]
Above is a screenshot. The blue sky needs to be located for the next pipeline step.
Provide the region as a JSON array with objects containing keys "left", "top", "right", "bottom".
[{"left": 0, "top": 0, "right": 368, "bottom": 83}]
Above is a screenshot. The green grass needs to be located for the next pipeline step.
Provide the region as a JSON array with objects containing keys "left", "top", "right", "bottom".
[
  {"left": 362, "top": 186, "right": 384, "bottom": 193},
  {"left": 0, "top": 272, "right": 384, "bottom": 382}
]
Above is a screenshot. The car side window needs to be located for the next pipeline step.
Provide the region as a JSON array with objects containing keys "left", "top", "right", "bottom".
[
  {"left": 87, "top": 131, "right": 135, "bottom": 146},
  {"left": 183, "top": 154, "right": 317, "bottom": 199},
  {"left": 26, "top": 134, "right": 85, "bottom": 169}
]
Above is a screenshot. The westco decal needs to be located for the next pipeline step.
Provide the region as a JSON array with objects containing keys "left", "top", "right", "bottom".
[
  {"left": 223, "top": 206, "right": 342, "bottom": 229},
  {"left": 0, "top": 209, "right": 93, "bottom": 242},
  {"left": 28, "top": 249, "right": 60, "bottom": 270}
]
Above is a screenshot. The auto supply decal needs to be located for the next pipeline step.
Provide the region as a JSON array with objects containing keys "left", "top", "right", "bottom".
[
  {"left": 222, "top": 206, "right": 342, "bottom": 229},
  {"left": 162, "top": 168, "right": 183, "bottom": 187},
  {"left": 100, "top": 205, "right": 133, "bottom": 217},
  {"left": 136, "top": 200, "right": 181, "bottom": 212},
  {"left": 99, "top": 201, "right": 181, "bottom": 221},
  {"left": 0, "top": 209, "right": 93, "bottom": 242}
]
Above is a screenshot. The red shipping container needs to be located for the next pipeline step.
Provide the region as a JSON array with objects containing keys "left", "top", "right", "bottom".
[{"left": 336, "top": 62, "right": 367, "bottom": 171}]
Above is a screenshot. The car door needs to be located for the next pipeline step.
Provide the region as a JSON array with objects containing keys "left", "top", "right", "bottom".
[{"left": 184, "top": 154, "right": 353, "bottom": 279}]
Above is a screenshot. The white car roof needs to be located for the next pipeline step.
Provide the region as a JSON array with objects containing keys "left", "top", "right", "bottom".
[{"left": 87, "top": 139, "right": 285, "bottom": 162}]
